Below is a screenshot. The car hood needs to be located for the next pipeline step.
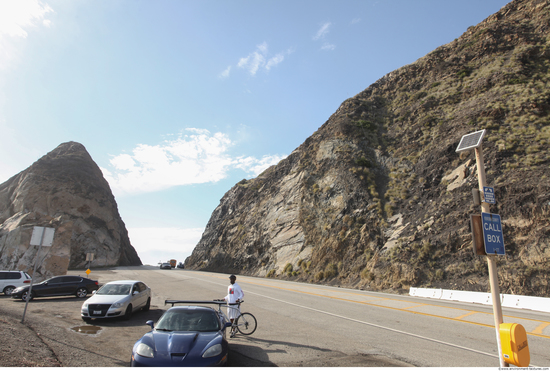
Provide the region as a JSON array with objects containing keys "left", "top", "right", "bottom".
[
  {"left": 84, "top": 294, "right": 129, "bottom": 305},
  {"left": 149, "top": 331, "right": 221, "bottom": 356}
]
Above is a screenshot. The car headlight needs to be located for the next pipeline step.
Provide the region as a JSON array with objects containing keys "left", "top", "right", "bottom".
[
  {"left": 202, "top": 344, "right": 222, "bottom": 358},
  {"left": 111, "top": 302, "right": 125, "bottom": 308},
  {"left": 136, "top": 343, "right": 154, "bottom": 358},
  {"left": 81, "top": 302, "right": 88, "bottom": 310}
]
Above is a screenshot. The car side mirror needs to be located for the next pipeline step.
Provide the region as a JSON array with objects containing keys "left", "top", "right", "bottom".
[
  {"left": 133, "top": 291, "right": 139, "bottom": 295},
  {"left": 92, "top": 290, "right": 97, "bottom": 295},
  {"left": 224, "top": 322, "right": 232, "bottom": 329},
  {"left": 146, "top": 320, "right": 154, "bottom": 329}
]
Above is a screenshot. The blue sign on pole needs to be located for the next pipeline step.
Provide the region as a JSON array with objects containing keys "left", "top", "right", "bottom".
[
  {"left": 483, "top": 186, "right": 495, "bottom": 204},
  {"left": 481, "top": 212, "right": 505, "bottom": 255}
]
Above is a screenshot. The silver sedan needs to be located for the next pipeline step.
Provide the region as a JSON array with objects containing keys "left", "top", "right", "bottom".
[{"left": 81, "top": 280, "right": 151, "bottom": 321}]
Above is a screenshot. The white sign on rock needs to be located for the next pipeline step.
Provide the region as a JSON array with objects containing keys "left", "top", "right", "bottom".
[{"left": 30, "top": 227, "right": 55, "bottom": 246}]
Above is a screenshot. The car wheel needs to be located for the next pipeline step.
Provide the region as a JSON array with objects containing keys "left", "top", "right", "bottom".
[
  {"left": 3, "top": 286, "right": 15, "bottom": 296},
  {"left": 21, "top": 291, "right": 33, "bottom": 301},
  {"left": 143, "top": 298, "right": 151, "bottom": 312},
  {"left": 124, "top": 304, "right": 133, "bottom": 320},
  {"left": 76, "top": 288, "right": 88, "bottom": 298}
]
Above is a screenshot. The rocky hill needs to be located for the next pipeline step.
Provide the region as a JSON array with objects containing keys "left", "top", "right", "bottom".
[
  {"left": 0, "top": 142, "right": 141, "bottom": 279},
  {"left": 185, "top": 0, "right": 550, "bottom": 297}
]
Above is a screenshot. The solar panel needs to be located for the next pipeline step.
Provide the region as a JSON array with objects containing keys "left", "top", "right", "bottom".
[{"left": 456, "top": 129, "right": 486, "bottom": 152}]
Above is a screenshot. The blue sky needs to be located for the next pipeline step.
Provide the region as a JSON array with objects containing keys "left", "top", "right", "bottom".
[{"left": 0, "top": 0, "right": 510, "bottom": 266}]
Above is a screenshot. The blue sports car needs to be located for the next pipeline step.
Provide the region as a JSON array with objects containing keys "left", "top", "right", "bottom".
[{"left": 131, "top": 301, "right": 231, "bottom": 367}]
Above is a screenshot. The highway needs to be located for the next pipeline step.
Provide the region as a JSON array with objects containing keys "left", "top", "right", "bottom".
[{"left": 110, "top": 266, "right": 550, "bottom": 367}]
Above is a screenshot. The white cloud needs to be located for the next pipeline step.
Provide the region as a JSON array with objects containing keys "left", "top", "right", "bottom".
[
  {"left": 236, "top": 42, "right": 291, "bottom": 76},
  {"left": 219, "top": 65, "right": 231, "bottom": 79},
  {"left": 313, "top": 22, "right": 331, "bottom": 40},
  {"left": 233, "top": 154, "right": 286, "bottom": 176},
  {"left": 102, "top": 128, "right": 287, "bottom": 196},
  {"left": 0, "top": 0, "right": 53, "bottom": 70},
  {"left": 351, "top": 18, "right": 361, "bottom": 25},
  {"left": 0, "top": 0, "right": 53, "bottom": 38},
  {"left": 313, "top": 22, "right": 335, "bottom": 51},
  {"left": 266, "top": 53, "right": 284, "bottom": 71},
  {"left": 128, "top": 227, "right": 204, "bottom": 266},
  {"left": 321, "top": 43, "right": 336, "bottom": 51}
]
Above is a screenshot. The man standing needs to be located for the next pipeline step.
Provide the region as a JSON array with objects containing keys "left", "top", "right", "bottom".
[{"left": 224, "top": 274, "right": 244, "bottom": 337}]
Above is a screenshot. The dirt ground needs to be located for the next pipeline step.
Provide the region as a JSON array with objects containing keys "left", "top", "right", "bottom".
[{"left": 0, "top": 308, "right": 61, "bottom": 367}]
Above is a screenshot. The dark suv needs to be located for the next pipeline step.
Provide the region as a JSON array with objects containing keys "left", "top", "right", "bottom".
[
  {"left": 0, "top": 271, "right": 31, "bottom": 296},
  {"left": 11, "top": 275, "right": 99, "bottom": 301}
]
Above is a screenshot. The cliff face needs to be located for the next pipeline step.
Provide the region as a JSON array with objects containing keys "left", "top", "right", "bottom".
[
  {"left": 186, "top": 0, "right": 550, "bottom": 297},
  {"left": 0, "top": 142, "right": 141, "bottom": 279}
]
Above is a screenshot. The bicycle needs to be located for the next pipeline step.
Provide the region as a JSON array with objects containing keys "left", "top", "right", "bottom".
[
  {"left": 165, "top": 299, "right": 257, "bottom": 336},
  {"left": 214, "top": 300, "right": 257, "bottom": 336}
]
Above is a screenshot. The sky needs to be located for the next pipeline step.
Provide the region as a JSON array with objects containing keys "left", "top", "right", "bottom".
[{"left": 0, "top": 0, "right": 511, "bottom": 266}]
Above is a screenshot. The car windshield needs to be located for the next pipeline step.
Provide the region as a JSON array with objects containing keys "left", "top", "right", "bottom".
[
  {"left": 156, "top": 310, "right": 220, "bottom": 332},
  {"left": 96, "top": 284, "right": 132, "bottom": 295}
]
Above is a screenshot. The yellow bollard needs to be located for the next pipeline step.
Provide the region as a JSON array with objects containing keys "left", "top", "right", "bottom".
[{"left": 499, "top": 323, "right": 530, "bottom": 367}]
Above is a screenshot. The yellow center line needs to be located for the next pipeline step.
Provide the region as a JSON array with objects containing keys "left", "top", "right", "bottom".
[
  {"left": 402, "top": 304, "right": 428, "bottom": 310},
  {"left": 195, "top": 272, "right": 550, "bottom": 339},
  {"left": 454, "top": 311, "right": 480, "bottom": 320},
  {"left": 532, "top": 322, "right": 550, "bottom": 335}
]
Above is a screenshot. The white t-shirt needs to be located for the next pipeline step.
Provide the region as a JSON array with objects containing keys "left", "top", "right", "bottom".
[{"left": 224, "top": 282, "right": 244, "bottom": 304}]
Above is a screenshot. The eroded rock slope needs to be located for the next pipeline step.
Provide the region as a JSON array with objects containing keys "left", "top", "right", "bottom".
[{"left": 0, "top": 142, "right": 141, "bottom": 279}]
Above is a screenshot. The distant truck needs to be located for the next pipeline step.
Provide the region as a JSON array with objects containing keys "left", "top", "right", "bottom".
[{"left": 169, "top": 259, "right": 177, "bottom": 268}]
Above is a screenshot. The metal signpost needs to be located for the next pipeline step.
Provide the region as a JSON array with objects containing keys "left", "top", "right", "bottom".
[
  {"left": 21, "top": 226, "right": 55, "bottom": 323},
  {"left": 85, "top": 253, "right": 94, "bottom": 277},
  {"left": 456, "top": 129, "right": 508, "bottom": 367}
]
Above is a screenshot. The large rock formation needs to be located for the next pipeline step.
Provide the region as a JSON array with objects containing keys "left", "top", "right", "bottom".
[
  {"left": 0, "top": 142, "right": 141, "bottom": 279},
  {"left": 186, "top": 0, "right": 550, "bottom": 297}
]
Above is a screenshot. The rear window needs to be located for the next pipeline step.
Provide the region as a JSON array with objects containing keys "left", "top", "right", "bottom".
[{"left": 0, "top": 272, "right": 22, "bottom": 280}]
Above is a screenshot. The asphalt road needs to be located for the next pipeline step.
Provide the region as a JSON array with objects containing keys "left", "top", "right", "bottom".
[{"left": 3, "top": 266, "right": 549, "bottom": 367}]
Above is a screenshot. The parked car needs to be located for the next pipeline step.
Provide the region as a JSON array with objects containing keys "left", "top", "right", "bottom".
[
  {"left": 11, "top": 275, "right": 99, "bottom": 301},
  {"left": 81, "top": 280, "right": 151, "bottom": 321},
  {"left": 131, "top": 304, "right": 230, "bottom": 367},
  {"left": 160, "top": 263, "right": 172, "bottom": 270},
  {"left": 0, "top": 270, "right": 31, "bottom": 296},
  {"left": 177, "top": 262, "right": 184, "bottom": 269}
]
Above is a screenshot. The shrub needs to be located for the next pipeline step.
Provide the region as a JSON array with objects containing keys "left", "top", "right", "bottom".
[
  {"left": 324, "top": 263, "right": 338, "bottom": 279},
  {"left": 361, "top": 268, "right": 375, "bottom": 281},
  {"left": 355, "top": 156, "right": 372, "bottom": 167}
]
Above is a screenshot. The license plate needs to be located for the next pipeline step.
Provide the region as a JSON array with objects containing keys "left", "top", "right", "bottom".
[{"left": 93, "top": 310, "right": 102, "bottom": 315}]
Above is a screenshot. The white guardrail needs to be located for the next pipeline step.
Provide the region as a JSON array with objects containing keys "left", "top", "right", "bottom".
[{"left": 409, "top": 287, "right": 550, "bottom": 313}]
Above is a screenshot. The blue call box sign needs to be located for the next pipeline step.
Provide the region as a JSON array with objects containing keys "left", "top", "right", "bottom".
[
  {"left": 483, "top": 186, "right": 495, "bottom": 204},
  {"left": 481, "top": 212, "right": 505, "bottom": 255}
]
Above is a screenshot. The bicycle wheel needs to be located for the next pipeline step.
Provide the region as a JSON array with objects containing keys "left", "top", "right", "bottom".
[{"left": 235, "top": 312, "right": 257, "bottom": 335}]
